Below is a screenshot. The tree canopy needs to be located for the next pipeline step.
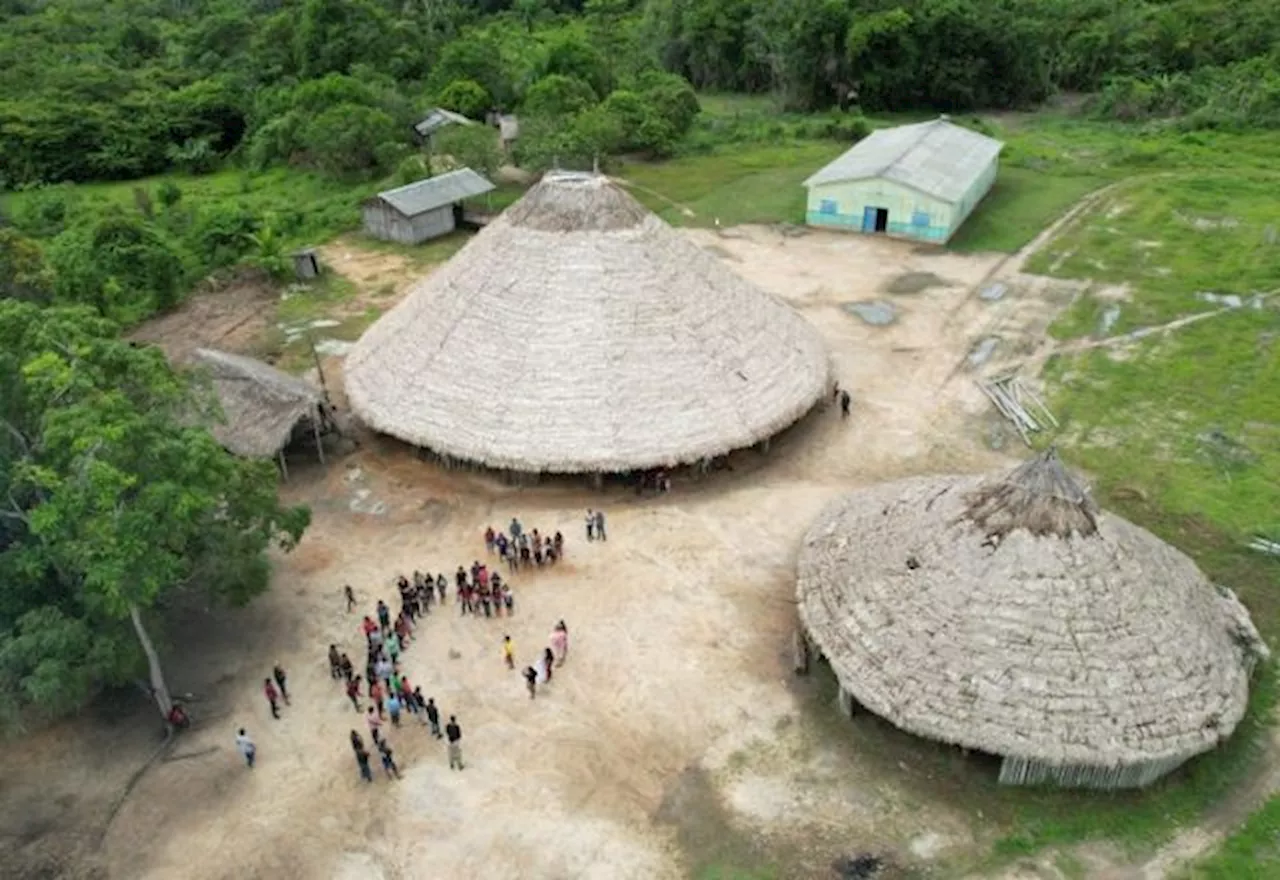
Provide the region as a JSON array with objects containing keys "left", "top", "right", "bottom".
[{"left": 0, "top": 302, "right": 310, "bottom": 724}]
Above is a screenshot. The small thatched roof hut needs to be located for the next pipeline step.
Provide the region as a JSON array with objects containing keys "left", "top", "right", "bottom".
[
  {"left": 344, "top": 171, "right": 830, "bottom": 474},
  {"left": 189, "top": 348, "right": 327, "bottom": 462},
  {"left": 797, "top": 449, "right": 1269, "bottom": 789}
]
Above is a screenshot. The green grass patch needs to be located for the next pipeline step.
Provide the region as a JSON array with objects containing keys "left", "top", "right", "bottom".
[
  {"left": 1185, "top": 793, "right": 1280, "bottom": 878},
  {"left": 1030, "top": 173, "right": 1280, "bottom": 332},
  {"left": 616, "top": 141, "right": 845, "bottom": 227},
  {"left": 949, "top": 166, "right": 1106, "bottom": 252},
  {"left": 276, "top": 272, "right": 358, "bottom": 323}
]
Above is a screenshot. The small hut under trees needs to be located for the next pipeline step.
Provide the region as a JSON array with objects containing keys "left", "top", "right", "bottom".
[
  {"left": 345, "top": 171, "right": 830, "bottom": 477},
  {"left": 189, "top": 348, "right": 332, "bottom": 475},
  {"left": 796, "top": 449, "right": 1269, "bottom": 789}
]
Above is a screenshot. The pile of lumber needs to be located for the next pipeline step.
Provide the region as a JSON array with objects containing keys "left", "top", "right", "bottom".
[{"left": 977, "top": 374, "right": 1059, "bottom": 446}]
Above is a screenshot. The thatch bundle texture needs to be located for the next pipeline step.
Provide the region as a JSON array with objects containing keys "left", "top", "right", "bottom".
[
  {"left": 797, "top": 449, "right": 1269, "bottom": 789},
  {"left": 344, "top": 171, "right": 830, "bottom": 473},
  {"left": 189, "top": 348, "right": 325, "bottom": 458}
]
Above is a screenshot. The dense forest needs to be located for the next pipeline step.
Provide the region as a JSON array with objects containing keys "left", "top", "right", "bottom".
[
  {"left": 1, "top": 0, "right": 1279, "bottom": 726},
  {"left": 2, "top": 0, "right": 1280, "bottom": 190}
]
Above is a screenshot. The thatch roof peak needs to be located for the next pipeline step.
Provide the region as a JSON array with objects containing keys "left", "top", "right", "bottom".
[
  {"left": 344, "top": 168, "right": 830, "bottom": 474},
  {"left": 502, "top": 172, "right": 650, "bottom": 232},
  {"left": 964, "top": 447, "right": 1099, "bottom": 539},
  {"left": 796, "top": 468, "right": 1269, "bottom": 787}
]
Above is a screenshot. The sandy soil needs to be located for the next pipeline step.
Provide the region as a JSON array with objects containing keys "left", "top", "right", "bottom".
[
  {"left": 128, "top": 272, "right": 280, "bottom": 363},
  {"left": 1, "top": 225, "right": 1119, "bottom": 880}
]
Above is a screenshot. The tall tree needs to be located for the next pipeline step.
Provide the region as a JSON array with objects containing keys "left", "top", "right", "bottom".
[{"left": 0, "top": 302, "right": 310, "bottom": 724}]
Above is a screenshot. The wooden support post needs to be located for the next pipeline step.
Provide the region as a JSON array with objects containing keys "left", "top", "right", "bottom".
[
  {"left": 312, "top": 415, "right": 326, "bottom": 466},
  {"left": 278, "top": 448, "right": 289, "bottom": 481}
]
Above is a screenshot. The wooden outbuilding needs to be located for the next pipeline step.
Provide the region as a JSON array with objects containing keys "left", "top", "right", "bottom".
[{"left": 362, "top": 169, "right": 496, "bottom": 245}]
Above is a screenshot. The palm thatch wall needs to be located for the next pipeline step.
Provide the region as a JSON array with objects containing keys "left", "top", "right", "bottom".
[
  {"left": 189, "top": 348, "right": 326, "bottom": 458},
  {"left": 797, "top": 449, "right": 1269, "bottom": 790},
  {"left": 344, "top": 171, "right": 830, "bottom": 474}
]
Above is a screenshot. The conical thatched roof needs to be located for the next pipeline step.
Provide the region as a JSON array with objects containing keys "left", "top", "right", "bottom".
[
  {"left": 344, "top": 171, "right": 830, "bottom": 473},
  {"left": 797, "top": 449, "right": 1268, "bottom": 785},
  {"left": 189, "top": 348, "right": 324, "bottom": 458}
]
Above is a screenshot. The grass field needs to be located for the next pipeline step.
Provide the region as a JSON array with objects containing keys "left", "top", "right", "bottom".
[{"left": 1186, "top": 793, "right": 1280, "bottom": 878}]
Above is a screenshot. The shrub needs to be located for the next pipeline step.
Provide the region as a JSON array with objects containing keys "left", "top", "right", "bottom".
[
  {"left": 522, "top": 74, "right": 598, "bottom": 118},
  {"left": 436, "top": 79, "right": 492, "bottom": 120}
]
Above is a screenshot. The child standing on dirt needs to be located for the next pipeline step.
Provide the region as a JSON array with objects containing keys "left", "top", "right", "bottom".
[
  {"left": 594, "top": 509, "right": 606, "bottom": 541},
  {"left": 236, "top": 728, "right": 256, "bottom": 768},
  {"left": 550, "top": 623, "right": 568, "bottom": 667},
  {"left": 585, "top": 509, "right": 595, "bottom": 540},
  {"left": 503, "top": 635, "right": 515, "bottom": 669},
  {"left": 524, "top": 665, "right": 538, "bottom": 699},
  {"left": 840, "top": 389, "right": 852, "bottom": 417},
  {"left": 376, "top": 599, "right": 391, "bottom": 633},
  {"left": 344, "top": 584, "right": 357, "bottom": 612}
]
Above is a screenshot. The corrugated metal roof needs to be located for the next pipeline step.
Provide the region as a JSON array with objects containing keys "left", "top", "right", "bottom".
[
  {"left": 376, "top": 168, "right": 495, "bottom": 217},
  {"left": 412, "top": 108, "right": 475, "bottom": 139},
  {"left": 803, "top": 119, "right": 1003, "bottom": 204}
]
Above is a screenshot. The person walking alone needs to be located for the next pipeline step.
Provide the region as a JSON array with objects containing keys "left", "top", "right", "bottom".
[
  {"left": 263, "top": 678, "right": 281, "bottom": 719},
  {"left": 273, "top": 664, "right": 290, "bottom": 705},
  {"left": 543, "top": 646, "right": 555, "bottom": 683},
  {"left": 503, "top": 635, "right": 515, "bottom": 670},
  {"left": 594, "top": 509, "right": 606, "bottom": 541},
  {"left": 840, "top": 389, "right": 852, "bottom": 418},
  {"left": 235, "top": 728, "right": 256, "bottom": 768},
  {"left": 445, "top": 716, "right": 464, "bottom": 770},
  {"left": 344, "top": 584, "right": 357, "bottom": 613}
]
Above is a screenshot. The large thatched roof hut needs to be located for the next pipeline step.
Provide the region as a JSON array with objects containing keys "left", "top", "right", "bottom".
[
  {"left": 797, "top": 449, "right": 1268, "bottom": 789},
  {"left": 189, "top": 348, "right": 329, "bottom": 467},
  {"left": 344, "top": 171, "right": 830, "bottom": 474}
]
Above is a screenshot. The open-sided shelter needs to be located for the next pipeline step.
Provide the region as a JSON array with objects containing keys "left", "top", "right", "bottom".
[
  {"left": 796, "top": 449, "right": 1268, "bottom": 789},
  {"left": 189, "top": 348, "right": 330, "bottom": 473},
  {"left": 345, "top": 171, "right": 831, "bottom": 475},
  {"left": 362, "top": 168, "right": 495, "bottom": 245},
  {"left": 803, "top": 117, "right": 1002, "bottom": 243}
]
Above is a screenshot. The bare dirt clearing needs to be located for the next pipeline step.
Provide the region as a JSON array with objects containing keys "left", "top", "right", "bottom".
[{"left": 2, "top": 224, "right": 1150, "bottom": 880}]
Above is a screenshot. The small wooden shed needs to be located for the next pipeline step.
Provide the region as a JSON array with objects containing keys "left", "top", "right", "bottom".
[{"left": 362, "top": 169, "right": 496, "bottom": 245}]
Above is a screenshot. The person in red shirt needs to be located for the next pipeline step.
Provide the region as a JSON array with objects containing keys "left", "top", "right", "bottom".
[
  {"left": 263, "top": 678, "right": 281, "bottom": 719},
  {"left": 346, "top": 676, "right": 362, "bottom": 712},
  {"left": 361, "top": 615, "right": 378, "bottom": 641},
  {"left": 369, "top": 680, "right": 385, "bottom": 718}
]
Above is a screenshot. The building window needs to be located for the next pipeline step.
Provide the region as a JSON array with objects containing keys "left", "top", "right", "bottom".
[
  {"left": 819, "top": 199, "right": 839, "bottom": 215},
  {"left": 912, "top": 210, "right": 930, "bottom": 227}
]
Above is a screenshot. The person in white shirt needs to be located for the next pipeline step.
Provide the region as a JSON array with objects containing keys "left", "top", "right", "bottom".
[{"left": 235, "top": 728, "right": 256, "bottom": 768}]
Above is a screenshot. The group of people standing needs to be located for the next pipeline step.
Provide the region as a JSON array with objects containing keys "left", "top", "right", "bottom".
[
  {"left": 235, "top": 509, "right": 602, "bottom": 782},
  {"left": 487, "top": 518, "right": 566, "bottom": 571}
]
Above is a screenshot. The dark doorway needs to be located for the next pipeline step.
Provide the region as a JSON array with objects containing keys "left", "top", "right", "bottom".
[{"left": 873, "top": 207, "right": 889, "bottom": 233}]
